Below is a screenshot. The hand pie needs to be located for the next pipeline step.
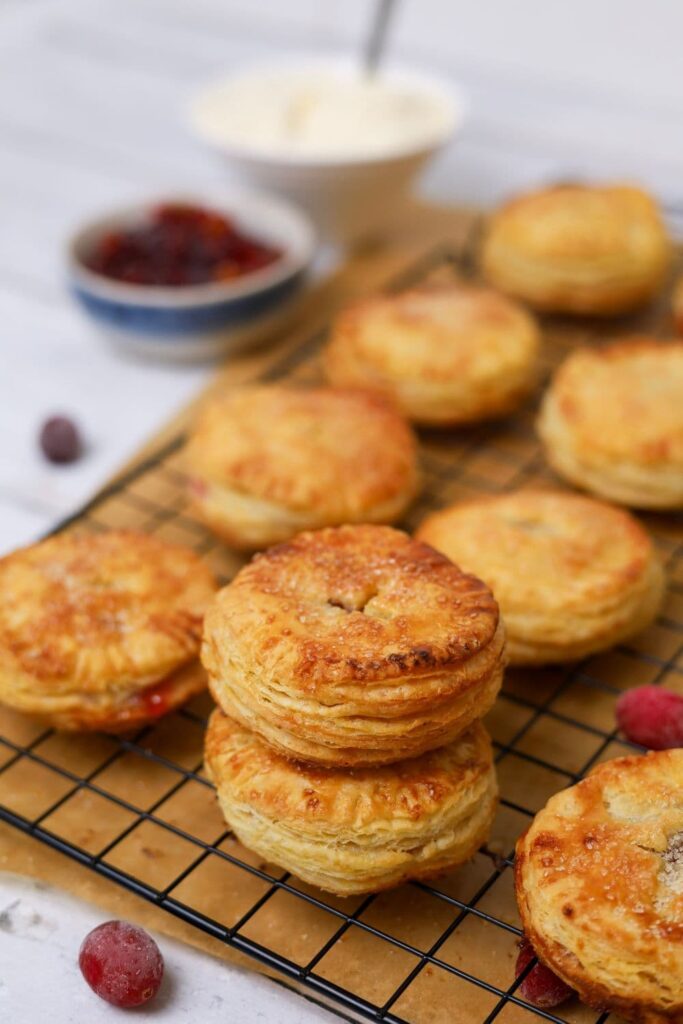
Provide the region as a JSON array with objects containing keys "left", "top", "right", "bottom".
[
  {"left": 538, "top": 338, "right": 683, "bottom": 509},
  {"left": 323, "top": 282, "right": 540, "bottom": 426},
  {"left": 417, "top": 490, "right": 664, "bottom": 666},
  {"left": 482, "top": 183, "right": 670, "bottom": 315},
  {"left": 516, "top": 750, "right": 683, "bottom": 1024},
  {"left": 205, "top": 710, "right": 498, "bottom": 896},
  {"left": 202, "top": 524, "right": 506, "bottom": 767},
  {"left": 0, "top": 530, "right": 217, "bottom": 731},
  {"left": 186, "top": 386, "right": 419, "bottom": 549}
]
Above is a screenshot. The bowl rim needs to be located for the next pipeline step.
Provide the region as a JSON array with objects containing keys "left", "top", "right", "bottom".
[
  {"left": 188, "top": 55, "right": 467, "bottom": 168},
  {"left": 67, "top": 189, "right": 316, "bottom": 309}
]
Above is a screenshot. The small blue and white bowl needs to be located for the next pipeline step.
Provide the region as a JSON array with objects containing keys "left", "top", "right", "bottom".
[{"left": 67, "top": 191, "right": 316, "bottom": 362}]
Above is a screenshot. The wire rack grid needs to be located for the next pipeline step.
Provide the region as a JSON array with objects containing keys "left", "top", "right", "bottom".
[{"left": 0, "top": 234, "right": 681, "bottom": 1024}]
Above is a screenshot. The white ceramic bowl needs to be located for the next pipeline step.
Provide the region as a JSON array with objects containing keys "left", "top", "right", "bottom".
[
  {"left": 67, "top": 190, "right": 316, "bottom": 362},
  {"left": 189, "top": 59, "right": 465, "bottom": 243}
]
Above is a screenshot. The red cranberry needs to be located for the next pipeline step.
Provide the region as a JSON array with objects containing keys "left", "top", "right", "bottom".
[
  {"left": 515, "top": 936, "right": 573, "bottom": 1008},
  {"left": 78, "top": 920, "right": 164, "bottom": 1008},
  {"left": 616, "top": 686, "right": 683, "bottom": 750},
  {"left": 39, "top": 416, "right": 82, "bottom": 464}
]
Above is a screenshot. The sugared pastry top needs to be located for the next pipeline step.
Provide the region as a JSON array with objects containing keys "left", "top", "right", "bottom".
[
  {"left": 205, "top": 709, "right": 498, "bottom": 895},
  {"left": 202, "top": 524, "right": 506, "bottom": 766},
  {"left": 416, "top": 490, "right": 665, "bottom": 665},
  {"left": 538, "top": 337, "right": 683, "bottom": 509},
  {"left": 186, "top": 385, "right": 419, "bottom": 549},
  {"left": 323, "top": 281, "right": 540, "bottom": 425},
  {"left": 482, "top": 183, "right": 670, "bottom": 315},
  {"left": 516, "top": 749, "right": 683, "bottom": 1024},
  {"left": 0, "top": 530, "right": 217, "bottom": 730}
]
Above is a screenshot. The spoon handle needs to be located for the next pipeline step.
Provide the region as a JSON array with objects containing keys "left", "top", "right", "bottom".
[{"left": 364, "top": 0, "right": 397, "bottom": 76}]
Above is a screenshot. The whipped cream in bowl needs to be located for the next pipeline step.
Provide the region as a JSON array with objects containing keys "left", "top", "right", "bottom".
[{"left": 189, "top": 59, "right": 465, "bottom": 240}]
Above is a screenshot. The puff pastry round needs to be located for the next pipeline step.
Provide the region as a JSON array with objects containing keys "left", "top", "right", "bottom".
[
  {"left": 417, "top": 490, "right": 664, "bottom": 666},
  {"left": 202, "top": 524, "right": 506, "bottom": 767},
  {"left": 516, "top": 750, "right": 683, "bottom": 1024},
  {"left": 482, "top": 183, "right": 670, "bottom": 315},
  {"left": 323, "top": 282, "right": 540, "bottom": 426},
  {"left": 538, "top": 338, "right": 683, "bottom": 509},
  {"left": 0, "top": 530, "right": 217, "bottom": 731},
  {"left": 186, "top": 386, "right": 419, "bottom": 549},
  {"left": 206, "top": 709, "right": 498, "bottom": 895}
]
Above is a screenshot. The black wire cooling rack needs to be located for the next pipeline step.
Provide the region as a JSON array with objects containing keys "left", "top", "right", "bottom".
[{"left": 0, "top": 235, "right": 681, "bottom": 1024}]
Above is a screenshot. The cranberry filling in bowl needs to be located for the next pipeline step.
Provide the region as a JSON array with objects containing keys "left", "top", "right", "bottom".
[{"left": 67, "top": 191, "right": 315, "bottom": 362}]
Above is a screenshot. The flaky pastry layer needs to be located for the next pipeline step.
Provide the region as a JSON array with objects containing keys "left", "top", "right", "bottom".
[{"left": 206, "top": 710, "right": 498, "bottom": 895}]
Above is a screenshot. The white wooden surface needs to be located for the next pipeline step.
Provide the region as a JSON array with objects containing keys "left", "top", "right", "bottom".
[
  {"left": 0, "top": 874, "right": 335, "bottom": 1023},
  {"left": 1, "top": 1, "right": 683, "bottom": 1020}
]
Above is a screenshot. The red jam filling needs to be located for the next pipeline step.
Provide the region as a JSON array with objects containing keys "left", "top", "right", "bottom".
[
  {"left": 84, "top": 203, "right": 283, "bottom": 287},
  {"left": 138, "top": 678, "right": 175, "bottom": 718}
]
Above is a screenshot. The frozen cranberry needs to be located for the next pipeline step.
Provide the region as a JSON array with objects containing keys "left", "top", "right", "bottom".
[
  {"left": 39, "top": 416, "right": 82, "bottom": 464},
  {"left": 616, "top": 686, "right": 683, "bottom": 750},
  {"left": 515, "top": 936, "right": 573, "bottom": 1008},
  {"left": 78, "top": 920, "right": 164, "bottom": 1008}
]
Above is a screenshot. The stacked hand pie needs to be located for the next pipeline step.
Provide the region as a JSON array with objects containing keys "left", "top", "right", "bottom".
[{"left": 203, "top": 523, "right": 504, "bottom": 894}]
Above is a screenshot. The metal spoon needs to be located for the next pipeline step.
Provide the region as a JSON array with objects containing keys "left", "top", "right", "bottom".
[{"left": 363, "top": 0, "right": 397, "bottom": 76}]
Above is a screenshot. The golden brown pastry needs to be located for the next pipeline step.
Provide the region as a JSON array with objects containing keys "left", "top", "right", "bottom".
[
  {"left": 202, "top": 524, "right": 506, "bottom": 767},
  {"left": 482, "top": 183, "right": 670, "bottom": 315},
  {"left": 0, "top": 530, "right": 217, "bottom": 731},
  {"left": 516, "top": 750, "right": 683, "bottom": 1024},
  {"left": 416, "top": 490, "right": 664, "bottom": 666},
  {"left": 673, "top": 274, "right": 683, "bottom": 335},
  {"left": 538, "top": 338, "right": 683, "bottom": 509},
  {"left": 206, "top": 709, "right": 498, "bottom": 895},
  {"left": 323, "top": 281, "right": 540, "bottom": 426},
  {"left": 186, "top": 386, "right": 419, "bottom": 549}
]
